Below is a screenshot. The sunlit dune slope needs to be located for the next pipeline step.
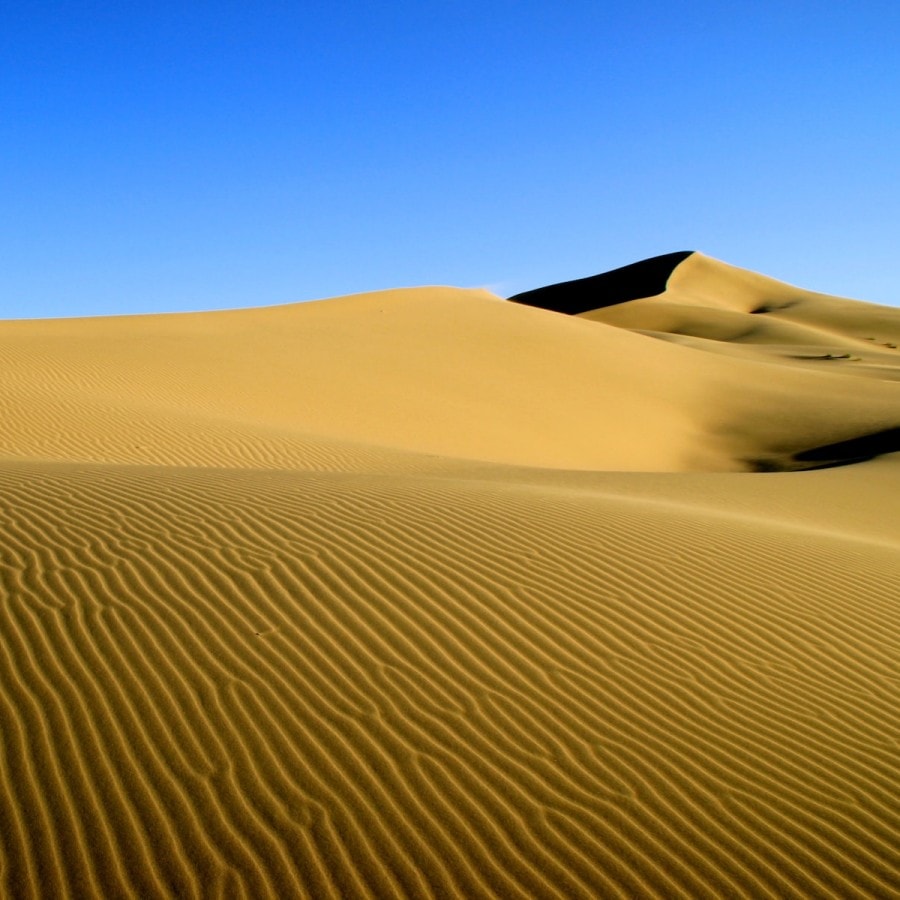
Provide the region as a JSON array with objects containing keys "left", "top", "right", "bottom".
[
  {"left": 4, "top": 286, "right": 706, "bottom": 472},
  {"left": 3, "top": 263, "right": 900, "bottom": 473},
  {"left": 515, "top": 252, "right": 900, "bottom": 469},
  {"left": 582, "top": 252, "right": 900, "bottom": 383},
  {"left": 3, "top": 254, "right": 900, "bottom": 898}
]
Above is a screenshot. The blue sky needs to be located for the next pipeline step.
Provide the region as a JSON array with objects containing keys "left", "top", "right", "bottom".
[{"left": 2, "top": 1, "right": 900, "bottom": 318}]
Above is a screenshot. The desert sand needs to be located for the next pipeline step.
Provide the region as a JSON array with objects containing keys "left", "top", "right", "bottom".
[{"left": 1, "top": 252, "right": 900, "bottom": 897}]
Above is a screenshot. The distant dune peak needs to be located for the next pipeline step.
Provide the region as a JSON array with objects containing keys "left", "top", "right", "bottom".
[{"left": 508, "top": 250, "right": 695, "bottom": 314}]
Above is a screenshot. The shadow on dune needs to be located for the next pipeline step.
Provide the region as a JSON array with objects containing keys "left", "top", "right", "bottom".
[
  {"left": 508, "top": 251, "right": 694, "bottom": 315},
  {"left": 747, "top": 427, "right": 900, "bottom": 472}
]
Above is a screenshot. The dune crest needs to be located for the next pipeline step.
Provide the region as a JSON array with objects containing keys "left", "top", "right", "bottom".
[{"left": 2, "top": 254, "right": 900, "bottom": 897}]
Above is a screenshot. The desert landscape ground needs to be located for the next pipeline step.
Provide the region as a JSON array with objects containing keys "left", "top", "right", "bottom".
[{"left": 1, "top": 251, "right": 900, "bottom": 898}]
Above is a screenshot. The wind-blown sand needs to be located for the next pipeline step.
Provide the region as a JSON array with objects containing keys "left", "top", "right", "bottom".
[{"left": 2, "top": 252, "right": 900, "bottom": 897}]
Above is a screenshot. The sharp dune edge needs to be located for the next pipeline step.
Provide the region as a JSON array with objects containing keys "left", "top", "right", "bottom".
[{"left": 2, "top": 253, "right": 900, "bottom": 898}]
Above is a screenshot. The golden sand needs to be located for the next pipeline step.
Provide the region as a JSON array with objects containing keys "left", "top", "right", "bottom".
[{"left": 1, "top": 254, "right": 899, "bottom": 897}]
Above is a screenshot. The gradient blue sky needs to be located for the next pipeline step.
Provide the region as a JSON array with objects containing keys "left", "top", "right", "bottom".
[{"left": 2, "top": 1, "right": 899, "bottom": 318}]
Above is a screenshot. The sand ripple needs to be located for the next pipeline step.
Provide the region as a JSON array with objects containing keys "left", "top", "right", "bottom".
[{"left": 1, "top": 464, "right": 899, "bottom": 897}]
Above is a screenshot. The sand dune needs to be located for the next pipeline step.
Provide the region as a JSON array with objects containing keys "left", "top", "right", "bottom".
[{"left": 2, "top": 253, "right": 900, "bottom": 897}]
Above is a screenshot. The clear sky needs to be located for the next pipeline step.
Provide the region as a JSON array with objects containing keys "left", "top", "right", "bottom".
[{"left": 2, "top": 1, "right": 900, "bottom": 318}]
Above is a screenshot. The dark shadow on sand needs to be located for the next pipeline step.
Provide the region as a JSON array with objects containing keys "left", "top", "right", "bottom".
[
  {"left": 508, "top": 251, "right": 694, "bottom": 315},
  {"left": 747, "top": 427, "right": 900, "bottom": 472},
  {"left": 793, "top": 427, "right": 900, "bottom": 469}
]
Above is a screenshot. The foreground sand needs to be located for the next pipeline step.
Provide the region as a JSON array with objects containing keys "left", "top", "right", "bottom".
[{"left": 1, "top": 254, "right": 900, "bottom": 897}]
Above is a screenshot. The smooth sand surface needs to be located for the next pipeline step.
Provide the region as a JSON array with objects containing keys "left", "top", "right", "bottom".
[{"left": 2, "top": 254, "right": 900, "bottom": 897}]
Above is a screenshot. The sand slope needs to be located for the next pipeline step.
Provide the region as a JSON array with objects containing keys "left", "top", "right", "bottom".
[{"left": 2, "top": 255, "right": 900, "bottom": 897}]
